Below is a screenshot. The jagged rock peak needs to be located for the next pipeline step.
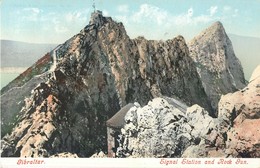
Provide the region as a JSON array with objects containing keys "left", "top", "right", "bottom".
[
  {"left": 0, "top": 12, "right": 222, "bottom": 157},
  {"left": 89, "top": 10, "right": 105, "bottom": 26},
  {"left": 209, "top": 21, "right": 224, "bottom": 30},
  {"left": 89, "top": 10, "right": 116, "bottom": 28},
  {"left": 188, "top": 20, "right": 246, "bottom": 113},
  {"left": 189, "top": 21, "right": 226, "bottom": 45}
]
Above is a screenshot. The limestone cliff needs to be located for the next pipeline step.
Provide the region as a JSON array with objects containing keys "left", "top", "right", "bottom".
[
  {"left": 1, "top": 11, "right": 211, "bottom": 157},
  {"left": 119, "top": 65, "right": 259, "bottom": 158},
  {"left": 188, "top": 21, "right": 246, "bottom": 114},
  {"left": 1, "top": 11, "right": 253, "bottom": 158}
]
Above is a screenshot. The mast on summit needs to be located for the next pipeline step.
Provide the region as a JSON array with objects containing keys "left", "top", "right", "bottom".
[{"left": 92, "top": 0, "right": 96, "bottom": 12}]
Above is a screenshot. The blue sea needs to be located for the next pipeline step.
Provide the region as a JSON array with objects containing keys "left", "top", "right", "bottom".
[{"left": 1, "top": 73, "right": 20, "bottom": 90}]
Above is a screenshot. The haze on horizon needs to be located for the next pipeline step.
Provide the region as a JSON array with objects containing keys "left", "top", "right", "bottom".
[{"left": 1, "top": 0, "right": 260, "bottom": 44}]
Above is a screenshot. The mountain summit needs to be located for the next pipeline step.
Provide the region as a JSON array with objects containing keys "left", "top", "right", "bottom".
[
  {"left": 1, "top": 12, "right": 248, "bottom": 157},
  {"left": 1, "top": 11, "right": 211, "bottom": 157},
  {"left": 189, "top": 21, "right": 246, "bottom": 113}
]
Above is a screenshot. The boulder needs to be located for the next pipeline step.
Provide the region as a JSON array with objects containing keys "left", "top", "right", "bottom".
[
  {"left": 120, "top": 97, "right": 222, "bottom": 157},
  {"left": 218, "top": 65, "right": 260, "bottom": 157}
]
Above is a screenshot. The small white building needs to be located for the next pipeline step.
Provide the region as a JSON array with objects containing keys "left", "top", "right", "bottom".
[{"left": 106, "top": 103, "right": 134, "bottom": 157}]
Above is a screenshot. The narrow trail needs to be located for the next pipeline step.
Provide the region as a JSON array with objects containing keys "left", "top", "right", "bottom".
[
  {"left": 49, "top": 45, "right": 61, "bottom": 72},
  {"left": 1, "top": 45, "right": 61, "bottom": 96}
]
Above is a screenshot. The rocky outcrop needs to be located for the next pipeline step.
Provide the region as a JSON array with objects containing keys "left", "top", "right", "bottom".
[
  {"left": 1, "top": 83, "right": 63, "bottom": 157},
  {"left": 119, "top": 64, "right": 259, "bottom": 158},
  {"left": 91, "top": 151, "right": 107, "bottom": 158},
  {"left": 1, "top": 53, "right": 52, "bottom": 137},
  {"left": 131, "top": 36, "right": 212, "bottom": 111},
  {"left": 119, "top": 97, "right": 188, "bottom": 157},
  {"left": 1, "top": 11, "right": 211, "bottom": 157},
  {"left": 118, "top": 97, "right": 226, "bottom": 157},
  {"left": 1, "top": 10, "right": 254, "bottom": 158},
  {"left": 189, "top": 21, "right": 246, "bottom": 113},
  {"left": 119, "top": 69, "right": 259, "bottom": 158},
  {"left": 50, "top": 152, "right": 79, "bottom": 158},
  {"left": 218, "top": 65, "right": 260, "bottom": 157}
]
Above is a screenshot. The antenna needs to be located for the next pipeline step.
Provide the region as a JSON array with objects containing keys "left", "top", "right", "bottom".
[{"left": 92, "top": 0, "right": 96, "bottom": 12}]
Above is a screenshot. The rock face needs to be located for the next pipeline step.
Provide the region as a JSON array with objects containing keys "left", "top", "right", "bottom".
[
  {"left": 1, "top": 11, "right": 211, "bottom": 157},
  {"left": 117, "top": 66, "right": 259, "bottom": 158},
  {"left": 189, "top": 21, "right": 246, "bottom": 113},
  {"left": 119, "top": 97, "right": 227, "bottom": 157},
  {"left": 119, "top": 68, "right": 259, "bottom": 158},
  {"left": 1, "top": 10, "right": 255, "bottom": 158},
  {"left": 120, "top": 97, "right": 189, "bottom": 157},
  {"left": 218, "top": 65, "right": 260, "bottom": 157},
  {"left": 1, "top": 53, "right": 52, "bottom": 136}
]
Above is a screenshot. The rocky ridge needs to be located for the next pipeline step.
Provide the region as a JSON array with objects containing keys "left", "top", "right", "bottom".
[
  {"left": 1, "top": 11, "right": 211, "bottom": 157},
  {"left": 118, "top": 65, "right": 259, "bottom": 157},
  {"left": 1, "top": 53, "right": 52, "bottom": 136},
  {"left": 1, "top": 11, "right": 251, "bottom": 158},
  {"left": 189, "top": 21, "right": 246, "bottom": 113}
]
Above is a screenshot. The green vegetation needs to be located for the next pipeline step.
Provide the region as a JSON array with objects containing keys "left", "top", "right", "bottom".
[
  {"left": 1, "top": 73, "right": 20, "bottom": 90},
  {"left": 1, "top": 109, "right": 20, "bottom": 138},
  {"left": 1, "top": 53, "right": 52, "bottom": 95}
]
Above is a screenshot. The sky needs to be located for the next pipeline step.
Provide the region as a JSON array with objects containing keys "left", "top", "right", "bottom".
[{"left": 1, "top": 0, "right": 260, "bottom": 44}]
